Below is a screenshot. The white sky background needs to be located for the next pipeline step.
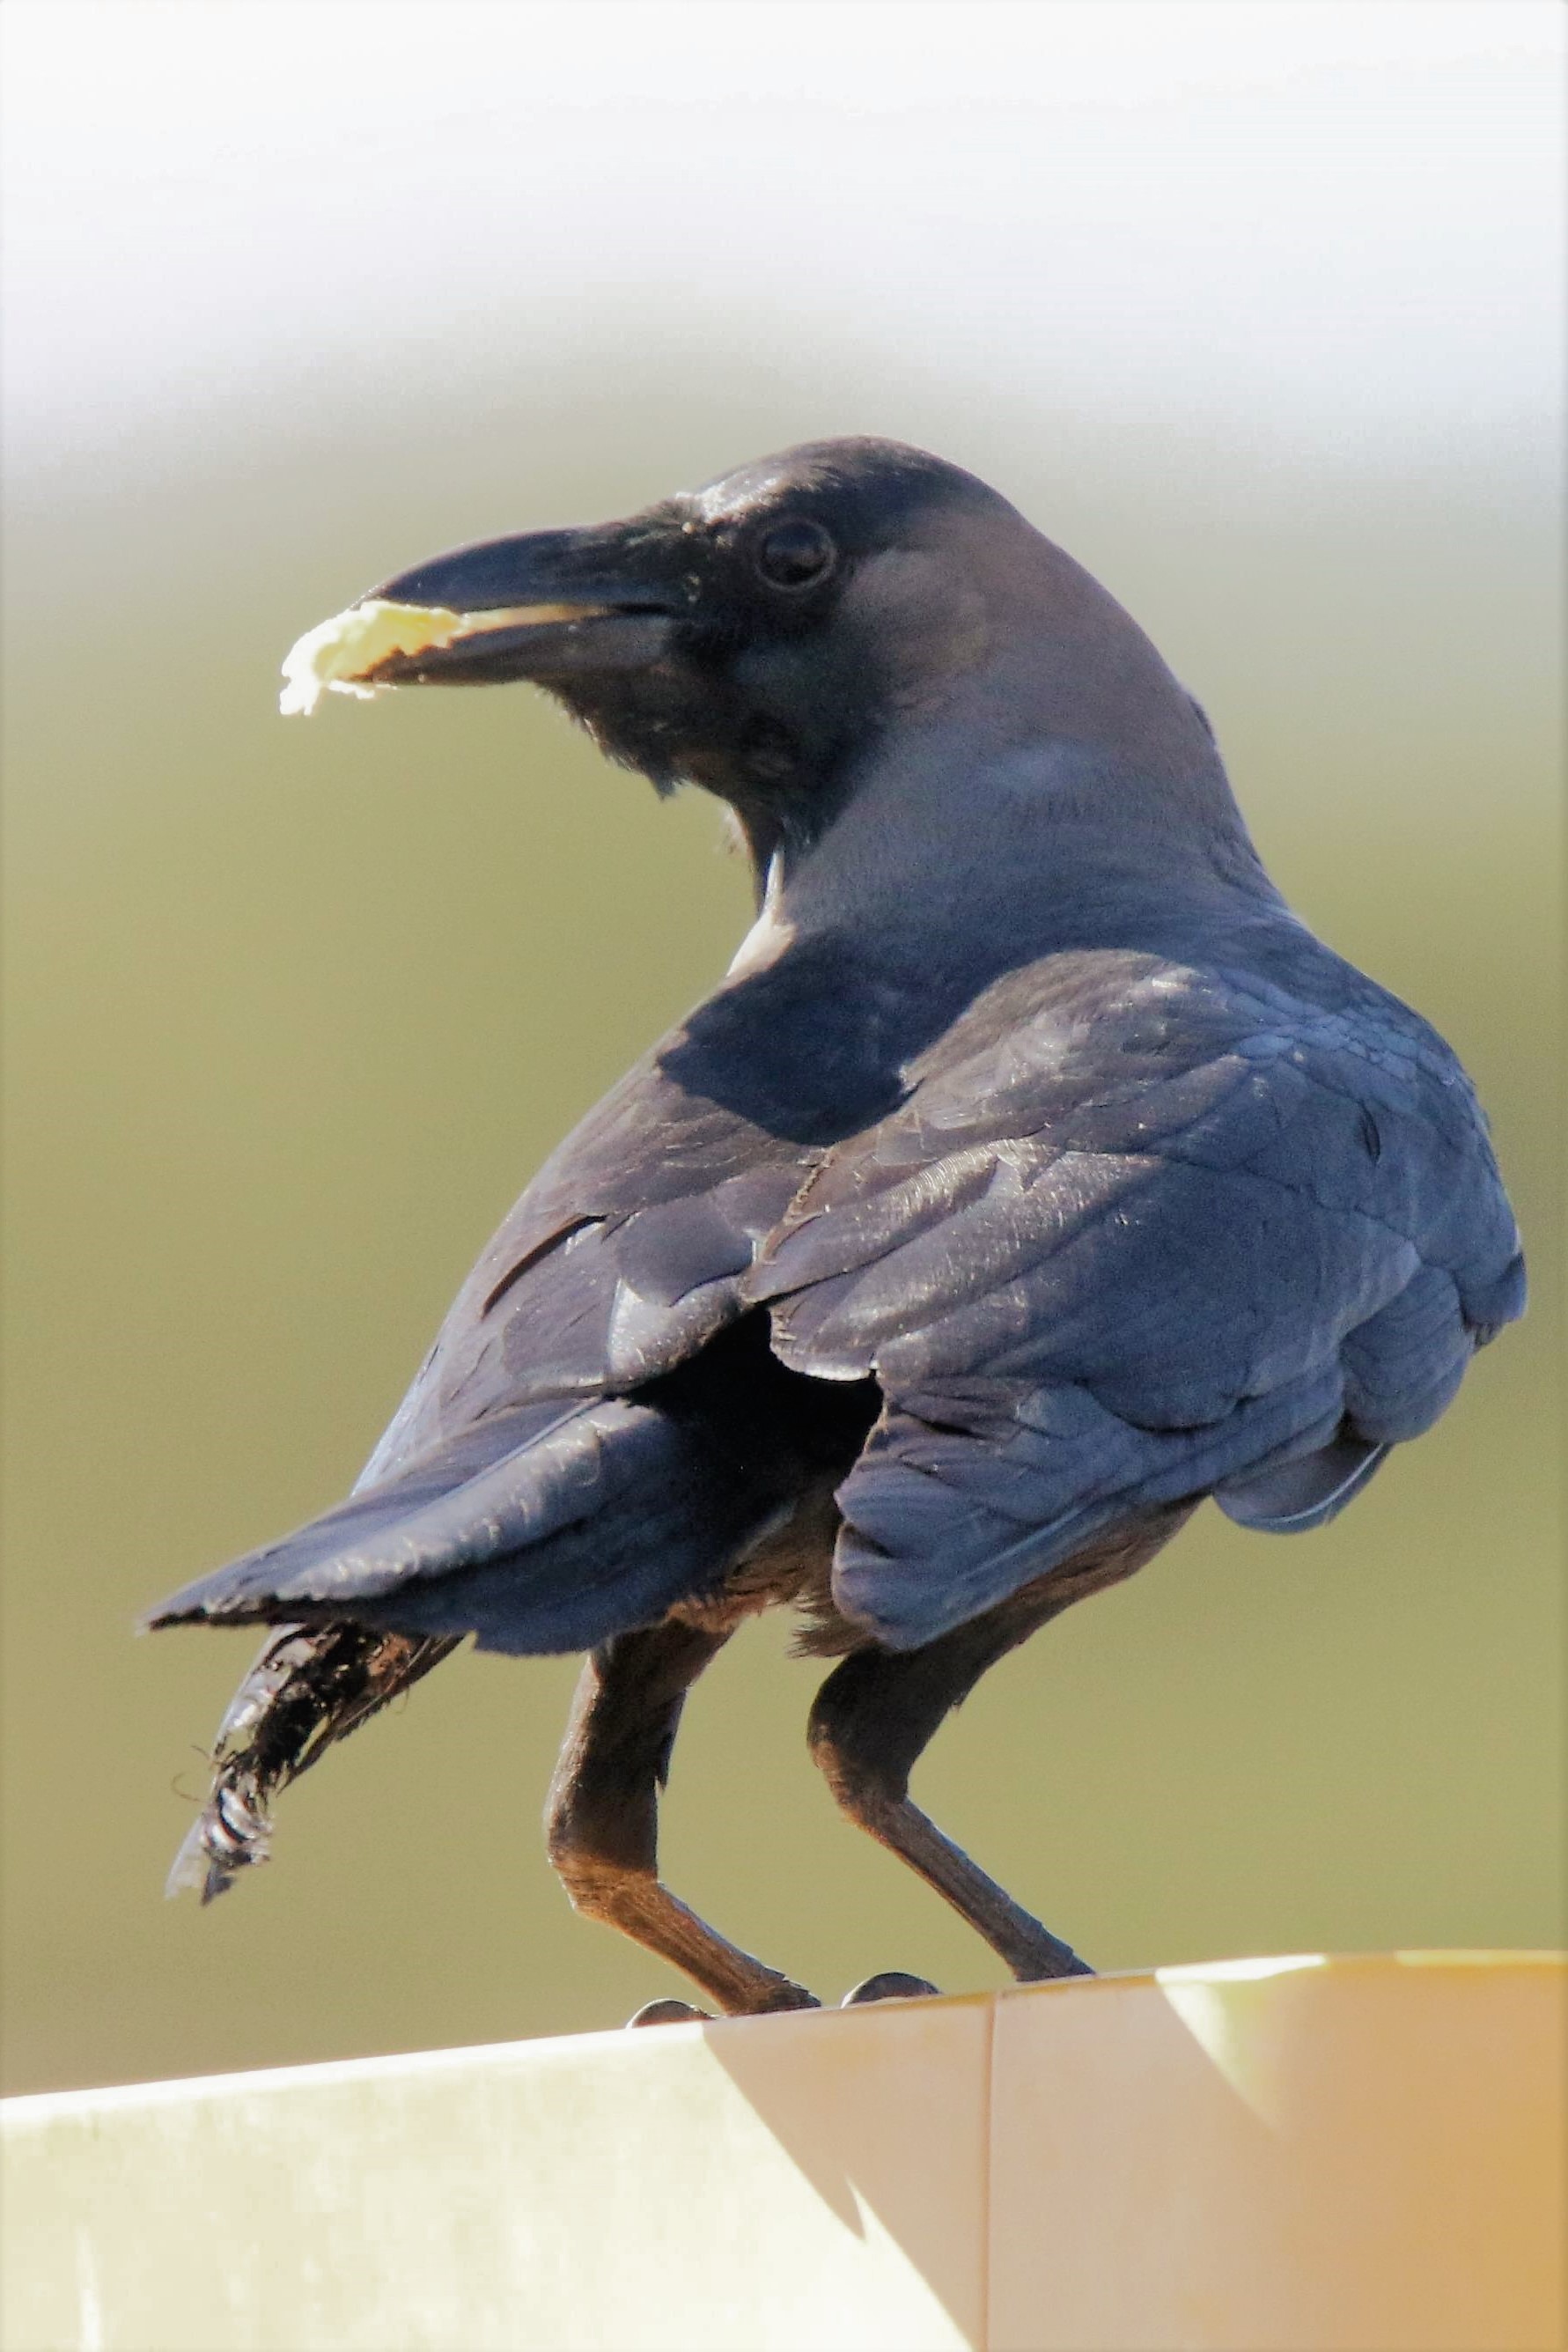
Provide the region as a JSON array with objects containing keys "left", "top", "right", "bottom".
[{"left": 2, "top": 0, "right": 1563, "bottom": 479}]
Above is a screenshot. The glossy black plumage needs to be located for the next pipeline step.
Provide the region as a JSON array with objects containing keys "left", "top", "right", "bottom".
[{"left": 151, "top": 439, "right": 1522, "bottom": 2002}]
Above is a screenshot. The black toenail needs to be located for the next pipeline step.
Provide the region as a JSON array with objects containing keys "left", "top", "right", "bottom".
[{"left": 841, "top": 1971, "right": 942, "bottom": 2006}]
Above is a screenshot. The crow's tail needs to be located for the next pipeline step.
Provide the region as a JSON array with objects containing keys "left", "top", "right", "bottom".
[
  {"left": 153, "top": 1323, "right": 879, "bottom": 1899},
  {"left": 166, "top": 1622, "right": 459, "bottom": 1903}
]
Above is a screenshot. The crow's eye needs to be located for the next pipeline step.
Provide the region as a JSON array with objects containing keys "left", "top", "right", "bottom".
[{"left": 755, "top": 518, "right": 836, "bottom": 590}]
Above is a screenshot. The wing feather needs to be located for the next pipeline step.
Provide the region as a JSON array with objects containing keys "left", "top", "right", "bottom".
[{"left": 747, "top": 953, "right": 1523, "bottom": 1648}]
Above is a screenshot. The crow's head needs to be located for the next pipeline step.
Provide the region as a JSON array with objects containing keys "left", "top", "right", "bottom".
[
  {"left": 299, "top": 437, "right": 1226, "bottom": 878},
  {"left": 335, "top": 443, "right": 1020, "bottom": 856}
]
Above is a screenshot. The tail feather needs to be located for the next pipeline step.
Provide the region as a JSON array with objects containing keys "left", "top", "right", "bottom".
[{"left": 166, "top": 1622, "right": 459, "bottom": 1902}]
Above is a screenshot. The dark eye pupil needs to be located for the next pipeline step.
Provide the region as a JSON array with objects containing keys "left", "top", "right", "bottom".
[{"left": 756, "top": 519, "right": 835, "bottom": 587}]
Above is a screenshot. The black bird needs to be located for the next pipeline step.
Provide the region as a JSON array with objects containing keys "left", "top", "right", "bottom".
[{"left": 150, "top": 439, "right": 1524, "bottom": 2018}]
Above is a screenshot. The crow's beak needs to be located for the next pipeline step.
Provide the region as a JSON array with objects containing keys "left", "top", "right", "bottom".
[
  {"left": 372, "top": 522, "right": 684, "bottom": 683},
  {"left": 281, "top": 520, "right": 684, "bottom": 714}
]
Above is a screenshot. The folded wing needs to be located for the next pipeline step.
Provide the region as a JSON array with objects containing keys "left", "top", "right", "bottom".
[
  {"left": 747, "top": 951, "right": 1525, "bottom": 1647},
  {"left": 147, "top": 1038, "right": 840, "bottom": 1651}
]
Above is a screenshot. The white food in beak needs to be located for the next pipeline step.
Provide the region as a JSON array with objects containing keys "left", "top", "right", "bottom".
[{"left": 279, "top": 598, "right": 607, "bottom": 716}]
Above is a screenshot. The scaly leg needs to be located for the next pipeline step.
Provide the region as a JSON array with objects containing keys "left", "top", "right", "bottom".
[
  {"left": 545, "top": 1619, "right": 819, "bottom": 2016},
  {"left": 808, "top": 1512, "right": 1193, "bottom": 1980}
]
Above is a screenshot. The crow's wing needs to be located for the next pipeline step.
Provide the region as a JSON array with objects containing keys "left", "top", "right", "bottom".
[
  {"left": 357, "top": 1075, "right": 808, "bottom": 1487},
  {"left": 147, "top": 992, "right": 841, "bottom": 1643},
  {"left": 354, "top": 922, "right": 926, "bottom": 1486},
  {"left": 747, "top": 949, "right": 1525, "bottom": 1648},
  {"left": 151, "top": 918, "right": 1105, "bottom": 1642}
]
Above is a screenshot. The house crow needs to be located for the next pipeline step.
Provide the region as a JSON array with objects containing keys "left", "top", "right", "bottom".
[{"left": 149, "top": 439, "right": 1525, "bottom": 2017}]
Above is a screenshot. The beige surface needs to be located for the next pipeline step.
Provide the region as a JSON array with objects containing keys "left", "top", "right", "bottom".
[
  {"left": 990, "top": 1954, "right": 1564, "bottom": 2352},
  {"left": 2, "top": 1994, "right": 990, "bottom": 2352},
  {"left": 3, "top": 1955, "right": 1561, "bottom": 2352}
]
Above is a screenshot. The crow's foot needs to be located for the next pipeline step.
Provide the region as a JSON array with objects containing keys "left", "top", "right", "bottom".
[
  {"left": 841, "top": 1971, "right": 941, "bottom": 2005},
  {"left": 627, "top": 1997, "right": 711, "bottom": 2027}
]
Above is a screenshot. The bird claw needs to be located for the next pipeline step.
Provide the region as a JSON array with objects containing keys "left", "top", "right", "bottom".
[
  {"left": 841, "top": 1970, "right": 941, "bottom": 2006},
  {"left": 626, "top": 1996, "right": 713, "bottom": 2027}
]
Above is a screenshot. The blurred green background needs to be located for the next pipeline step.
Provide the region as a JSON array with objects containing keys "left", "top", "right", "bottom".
[{"left": 2, "top": 2, "right": 1561, "bottom": 2096}]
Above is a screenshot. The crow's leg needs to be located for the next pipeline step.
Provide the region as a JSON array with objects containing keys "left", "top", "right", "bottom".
[
  {"left": 546, "top": 1619, "right": 820, "bottom": 2017},
  {"left": 808, "top": 1512, "right": 1194, "bottom": 1981},
  {"left": 808, "top": 1599, "right": 1090, "bottom": 1980}
]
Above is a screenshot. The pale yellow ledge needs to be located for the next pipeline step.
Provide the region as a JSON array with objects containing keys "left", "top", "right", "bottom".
[{"left": 3, "top": 1952, "right": 1562, "bottom": 2352}]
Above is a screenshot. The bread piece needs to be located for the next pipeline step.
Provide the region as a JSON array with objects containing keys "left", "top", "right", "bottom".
[{"left": 280, "top": 599, "right": 600, "bottom": 716}]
